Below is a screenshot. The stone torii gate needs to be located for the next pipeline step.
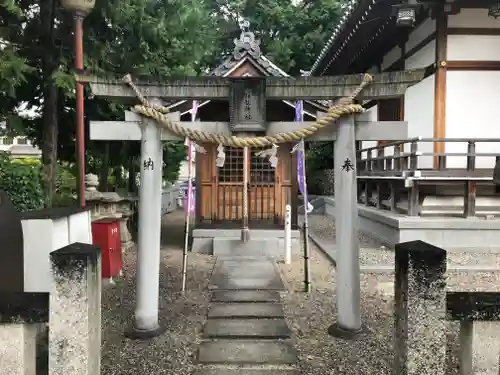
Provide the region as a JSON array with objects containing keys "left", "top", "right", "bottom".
[{"left": 80, "top": 69, "right": 425, "bottom": 339}]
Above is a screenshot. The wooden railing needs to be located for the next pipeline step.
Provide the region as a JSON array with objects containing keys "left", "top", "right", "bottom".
[{"left": 355, "top": 138, "right": 500, "bottom": 217}]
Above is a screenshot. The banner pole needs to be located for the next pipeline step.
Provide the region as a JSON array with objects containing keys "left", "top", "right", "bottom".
[
  {"left": 181, "top": 101, "right": 197, "bottom": 293},
  {"left": 300, "top": 139, "right": 311, "bottom": 293}
]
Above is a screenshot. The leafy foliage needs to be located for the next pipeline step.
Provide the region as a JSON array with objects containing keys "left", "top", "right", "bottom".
[
  {"left": 1, "top": 0, "right": 346, "bottom": 205},
  {"left": 0, "top": 152, "right": 77, "bottom": 211},
  {"left": 205, "top": 0, "right": 346, "bottom": 74},
  {"left": 0, "top": 152, "right": 45, "bottom": 212},
  {"left": 164, "top": 141, "right": 188, "bottom": 183},
  {"left": 306, "top": 142, "right": 333, "bottom": 172}
]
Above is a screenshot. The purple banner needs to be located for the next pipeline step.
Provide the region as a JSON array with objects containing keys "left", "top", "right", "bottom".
[
  {"left": 295, "top": 100, "right": 305, "bottom": 196},
  {"left": 295, "top": 101, "right": 312, "bottom": 213},
  {"left": 186, "top": 100, "right": 198, "bottom": 214},
  {"left": 297, "top": 144, "right": 306, "bottom": 198}
]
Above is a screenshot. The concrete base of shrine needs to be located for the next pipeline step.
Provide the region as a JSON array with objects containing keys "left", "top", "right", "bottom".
[
  {"left": 320, "top": 196, "right": 500, "bottom": 252},
  {"left": 191, "top": 228, "right": 301, "bottom": 257}
]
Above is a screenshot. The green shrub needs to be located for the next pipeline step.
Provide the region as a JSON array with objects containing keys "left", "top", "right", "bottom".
[
  {"left": 0, "top": 152, "right": 45, "bottom": 212},
  {"left": 0, "top": 153, "right": 78, "bottom": 211},
  {"left": 10, "top": 157, "right": 41, "bottom": 166},
  {"left": 53, "top": 164, "right": 77, "bottom": 207}
]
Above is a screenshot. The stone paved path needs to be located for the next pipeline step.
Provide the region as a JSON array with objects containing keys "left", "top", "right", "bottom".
[{"left": 195, "top": 256, "right": 301, "bottom": 375}]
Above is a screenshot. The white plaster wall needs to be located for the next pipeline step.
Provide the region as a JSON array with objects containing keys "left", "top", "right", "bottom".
[
  {"left": 52, "top": 218, "right": 70, "bottom": 251},
  {"left": 406, "top": 18, "right": 436, "bottom": 52},
  {"left": 382, "top": 46, "right": 402, "bottom": 71},
  {"left": 356, "top": 16, "right": 436, "bottom": 167},
  {"left": 404, "top": 74, "right": 435, "bottom": 169},
  {"left": 22, "top": 220, "right": 53, "bottom": 293},
  {"left": 448, "top": 35, "right": 500, "bottom": 61},
  {"left": 405, "top": 40, "right": 435, "bottom": 69},
  {"left": 445, "top": 71, "right": 500, "bottom": 169},
  {"left": 358, "top": 105, "right": 377, "bottom": 159},
  {"left": 68, "top": 211, "right": 92, "bottom": 244},
  {"left": 448, "top": 8, "right": 500, "bottom": 29},
  {"left": 22, "top": 213, "right": 92, "bottom": 293}
]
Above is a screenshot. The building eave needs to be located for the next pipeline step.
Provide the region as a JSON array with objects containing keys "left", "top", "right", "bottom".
[
  {"left": 310, "top": 0, "right": 364, "bottom": 75},
  {"left": 311, "top": 0, "right": 407, "bottom": 76}
]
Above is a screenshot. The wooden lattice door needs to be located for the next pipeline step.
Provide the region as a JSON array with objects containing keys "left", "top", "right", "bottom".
[
  {"left": 249, "top": 149, "right": 279, "bottom": 227},
  {"left": 216, "top": 148, "right": 245, "bottom": 226},
  {"left": 215, "top": 147, "right": 280, "bottom": 228}
]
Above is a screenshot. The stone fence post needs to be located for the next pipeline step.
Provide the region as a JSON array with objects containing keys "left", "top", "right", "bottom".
[
  {"left": 446, "top": 292, "right": 500, "bottom": 375},
  {"left": 0, "top": 292, "right": 49, "bottom": 375},
  {"left": 394, "top": 240, "right": 447, "bottom": 375},
  {"left": 49, "top": 242, "right": 101, "bottom": 375}
]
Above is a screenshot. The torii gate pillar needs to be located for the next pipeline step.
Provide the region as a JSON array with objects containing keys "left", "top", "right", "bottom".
[
  {"left": 328, "top": 114, "right": 363, "bottom": 338},
  {"left": 126, "top": 109, "right": 165, "bottom": 339}
]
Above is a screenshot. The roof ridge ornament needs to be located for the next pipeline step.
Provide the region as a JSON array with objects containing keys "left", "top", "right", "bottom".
[{"left": 233, "top": 19, "right": 261, "bottom": 60}]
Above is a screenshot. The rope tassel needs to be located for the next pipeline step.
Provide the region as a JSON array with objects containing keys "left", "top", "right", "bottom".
[
  {"left": 255, "top": 144, "right": 279, "bottom": 168},
  {"left": 216, "top": 144, "right": 226, "bottom": 167}
]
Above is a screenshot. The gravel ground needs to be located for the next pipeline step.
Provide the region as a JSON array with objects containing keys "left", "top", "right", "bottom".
[
  {"left": 277, "top": 240, "right": 500, "bottom": 375},
  {"left": 101, "top": 211, "right": 215, "bottom": 375},
  {"left": 99, "top": 211, "right": 500, "bottom": 375},
  {"left": 277, "top": 244, "right": 394, "bottom": 375}
]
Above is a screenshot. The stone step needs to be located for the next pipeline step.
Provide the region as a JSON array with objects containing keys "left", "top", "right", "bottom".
[
  {"left": 209, "top": 258, "right": 285, "bottom": 291},
  {"left": 208, "top": 303, "right": 284, "bottom": 319},
  {"left": 203, "top": 319, "right": 291, "bottom": 339},
  {"left": 212, "top": 290, "right": 281, "bottom": 303},
  {"left": 193, "top": 368, "right": 300, "bottom": 375},
  {"left": 197, "top": 340, "right": 297, "bottom": 365},
  {"left": 360, "top": 265, "right": 500, "bottom": 274},
  {"left": 213, "top": 238, "right": 281, "bottom": 257},
  {"left": 209, "top": 278, "right": 285, "bottom": 290}
]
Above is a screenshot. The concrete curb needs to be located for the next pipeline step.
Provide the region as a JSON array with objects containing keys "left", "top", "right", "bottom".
[
  {"left": 308, "top": 233, "right": 336, "bottom": 267},
  {"left": 308, "top": 234, "right": 500, "bottom": 273}
]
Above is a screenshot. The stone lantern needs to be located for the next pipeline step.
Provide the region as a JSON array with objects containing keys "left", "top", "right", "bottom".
[{"left": 60, "top": 0, "right": 95, "bottom": 15}]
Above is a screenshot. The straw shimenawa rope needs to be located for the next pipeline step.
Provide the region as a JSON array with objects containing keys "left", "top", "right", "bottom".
[{"left": 122, "top": 73, "right": 373, "bottom": 148}]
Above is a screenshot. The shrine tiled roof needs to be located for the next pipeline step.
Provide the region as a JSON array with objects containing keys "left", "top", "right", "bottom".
[
  {"left": 209, "top": 23, "right": 288, "bottom": 78},
  {"left": 209, "top": 20, "right": 293, "bottom": 79}
]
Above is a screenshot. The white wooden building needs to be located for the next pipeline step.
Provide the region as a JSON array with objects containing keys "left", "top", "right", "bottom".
[
  {"left": 311, "top": 1, "right": 500, "bottom": 169},
  {"left": 309, "top": 1, "right": 500, "bottom": 250}
]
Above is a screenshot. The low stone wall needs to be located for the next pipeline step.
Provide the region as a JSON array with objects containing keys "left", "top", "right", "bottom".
[
  {"left": 0, "top": 193, "right": 102, "bottom": 375},
  {"left": 321, "top": 196, "right": 500, "bottom": 252},
  {"left": 161, "top": 186, "right": 179, "bottom": 215}
]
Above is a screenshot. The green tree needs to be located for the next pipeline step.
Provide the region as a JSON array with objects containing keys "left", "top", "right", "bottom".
[
  {"left": 1, "top": 0, "right": 346, "bottom": 206},
  {"left": 205, "top": 0, "right": 346, "bottom": 74},
  {"left": 0, "top": 0, "right": 220, "bottom": 203}
]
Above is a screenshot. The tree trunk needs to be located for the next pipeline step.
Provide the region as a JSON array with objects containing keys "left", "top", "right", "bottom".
[
  {"left": 40, "top": 0, "right": 58, "bottom": 208},
  {"left": 99, "top": 143, "right": 110, "bottom": 192},
  {"left": 128, "top": 157, "right": 136, "bottom": 194},
  {"left": 114, "top": 166, "right": 123, "bottom": 190}
]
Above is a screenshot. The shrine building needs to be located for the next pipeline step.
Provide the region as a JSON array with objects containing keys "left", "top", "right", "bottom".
[
  {"left": 168, "top": 27, "right": 327, "bottom": 254},
  {"left": 309, "top": 0, "right": 500, "bottom": 250}
]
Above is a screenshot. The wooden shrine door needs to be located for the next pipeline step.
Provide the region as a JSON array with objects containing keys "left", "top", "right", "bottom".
[
  {"left": 197, "top": 145, "right": 294, "bottom": 228},
  {"left": 248, "top": 148, "right": 279, "bottom": 227}
]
